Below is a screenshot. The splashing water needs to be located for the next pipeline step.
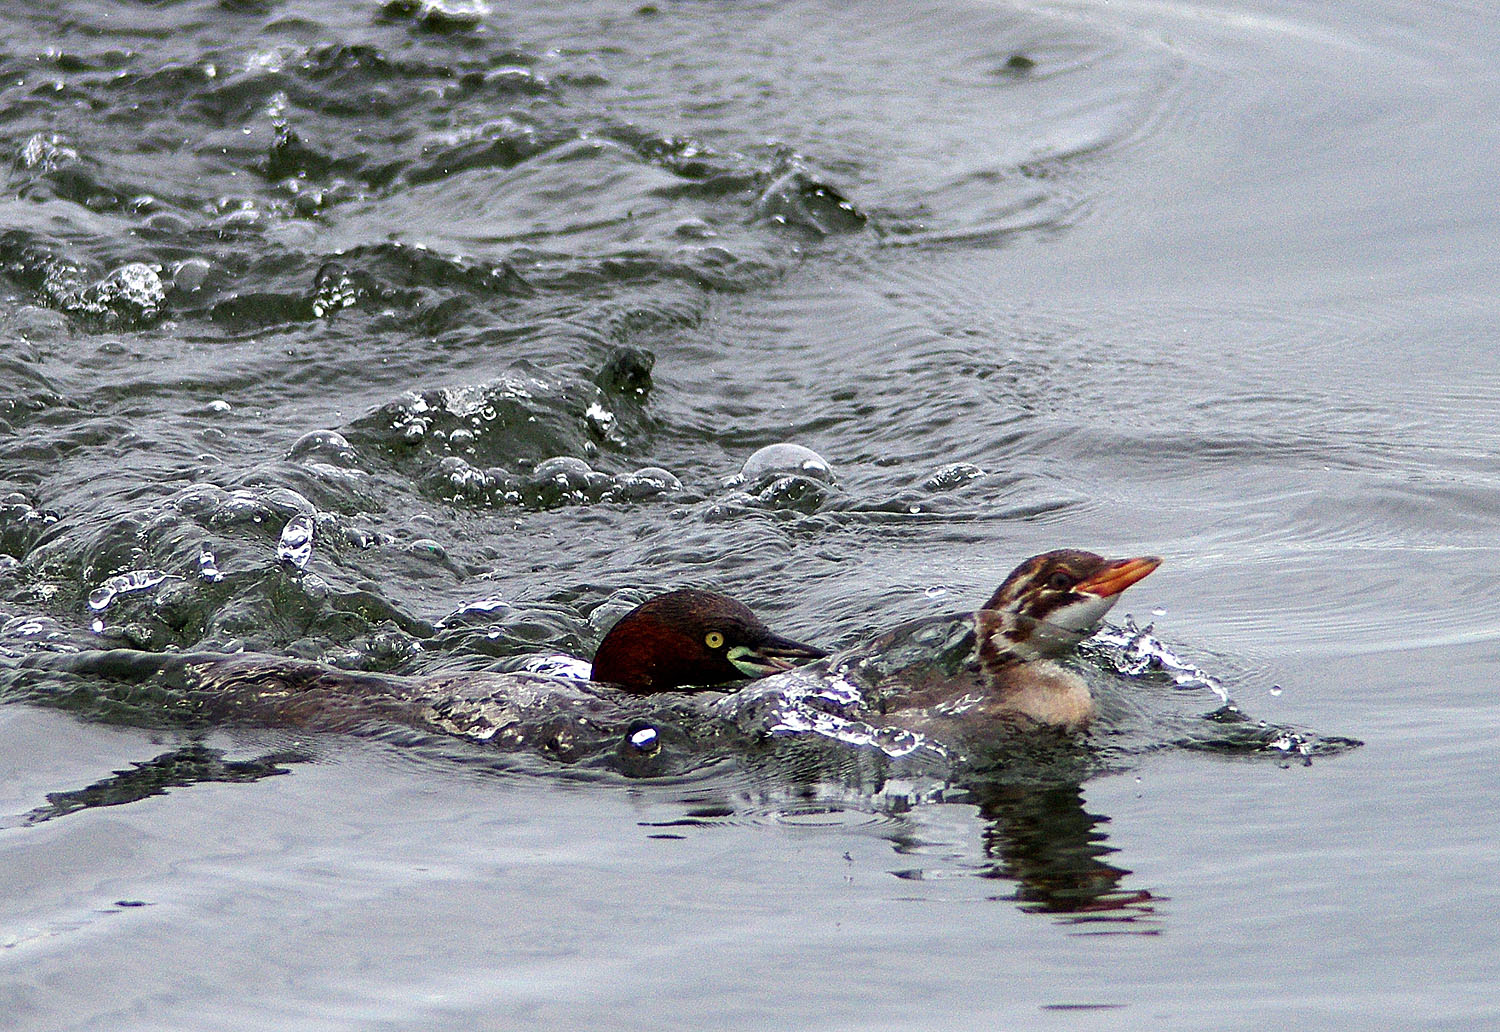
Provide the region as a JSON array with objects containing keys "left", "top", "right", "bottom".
[
  {"left": 1087, "top": 615, "right": 1232, "bottom": 705},
  {"left": 518, "top": 653, "right": 593, "bottom": 680},
  {"left": 716, "top": 666, "right": 948, "bottom": 764}
]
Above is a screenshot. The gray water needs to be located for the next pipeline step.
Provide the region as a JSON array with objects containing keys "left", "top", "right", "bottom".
[{"left": 2, "top": 0, "right": 1499, "bottom": 1027}]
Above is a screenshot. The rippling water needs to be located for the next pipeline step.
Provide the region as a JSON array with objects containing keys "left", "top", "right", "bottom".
[{"left": 3, "top": 0, "right": 1499, "bottom": 1027}]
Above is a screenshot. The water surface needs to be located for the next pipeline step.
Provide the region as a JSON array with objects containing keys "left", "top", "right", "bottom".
[{"left": 2, "top": 0, "right": 1498, "bottom": 1027}]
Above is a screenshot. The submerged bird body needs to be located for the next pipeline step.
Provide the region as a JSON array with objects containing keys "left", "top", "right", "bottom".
[
  {"left": 13, "top": 589, "right": 825, "bottom": 748},
  {"left": 831, "top": 550, "right": 1161, "bottom": 731}
]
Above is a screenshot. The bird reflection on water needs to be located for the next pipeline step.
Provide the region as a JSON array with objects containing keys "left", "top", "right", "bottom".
[
  {"left": 0, "top": 730, "right": 1157, "bottom": 925},
  {"left": 967, "top": 779, "right": 1157, "bottom": 926},
  {"left": 741, "top": 730, "right": 1161, "bottom": 926},
  {"left": 0, "top": 743, "right": 304, "bottom": 830}
]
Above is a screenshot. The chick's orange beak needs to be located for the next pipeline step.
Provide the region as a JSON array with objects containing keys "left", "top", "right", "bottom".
[{"left": 1075, "top": 556, "right": 1161, "bottom": 598}]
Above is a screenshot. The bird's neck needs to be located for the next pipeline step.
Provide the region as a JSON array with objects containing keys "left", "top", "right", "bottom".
[{"left": 974, "top": 608, "right": 1092, "bottom": 673}]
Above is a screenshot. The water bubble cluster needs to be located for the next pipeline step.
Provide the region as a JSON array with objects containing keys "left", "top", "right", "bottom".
[
  {"left": 18, "top": 133, "right": 79, "bottom": 172},
  {"left": 428, "top": 454, "right": 683, "bottom": 509},
  {"left": 354, "top": 369, "right": 647, "bottom": 473},
  {"left": 78, "top": 263, "right": 166, "bottom": 327},
  {"left": 20, "top": 240, "right": 169, "bottom": 328},
  {"left": 310, "top": 262, "right": 358, "bottom": 318},
  {"left": 168, "top": 483, "right": 316, "bottom": 527}
]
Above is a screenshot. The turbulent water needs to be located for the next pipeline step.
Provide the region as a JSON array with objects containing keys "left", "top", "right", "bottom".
[{"left": 2, "top": 0, "right": 1499, "bottom": 1028}]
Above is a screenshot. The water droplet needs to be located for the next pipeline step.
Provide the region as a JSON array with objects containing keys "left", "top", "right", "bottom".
[
  {"left": 277, "top": 513, "right": 315, "bottom": 569},
  {"left": 458, "top": 596, "right": 508, "bottom": 615},
  {"left": 170, "top": 257, "right": 212, "bottom": 294},
  {"left": 88, "top": 569, "right": 170, "bottom": 611},
  {"left": 531, "top": 456, "right": 593, "bottom": 484},
  {"left": 407, "top": 538, "right": 447, "bottom": 560},
  {"left": 616, "top": 466, "right": 682, "bottom": 499}
]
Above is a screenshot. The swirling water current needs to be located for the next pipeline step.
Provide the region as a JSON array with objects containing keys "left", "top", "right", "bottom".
[{"left": 2, "top": 0, "right": 1499, "bottom": 1028}]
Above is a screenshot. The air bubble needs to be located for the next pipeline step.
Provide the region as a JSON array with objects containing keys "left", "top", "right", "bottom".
[{"left": 733, "top": 443, "right": 833, "bottom": 486}]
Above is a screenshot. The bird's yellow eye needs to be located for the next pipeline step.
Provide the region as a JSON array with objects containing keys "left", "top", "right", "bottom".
[{"left": 705, "top": 631, "right": 725, "bottom": 649}]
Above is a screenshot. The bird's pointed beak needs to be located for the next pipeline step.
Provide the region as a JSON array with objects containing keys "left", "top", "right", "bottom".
[
  {"left": 726, "top": 632, "right": 827, "bottom": 678},
  {"left": 1075, "top": 556, "right": 1162, "bottom": 599}
]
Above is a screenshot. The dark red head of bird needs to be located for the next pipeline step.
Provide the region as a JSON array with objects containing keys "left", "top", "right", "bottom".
[{"left": 591, "top": 588, "right": 826, "bottom": 693}]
